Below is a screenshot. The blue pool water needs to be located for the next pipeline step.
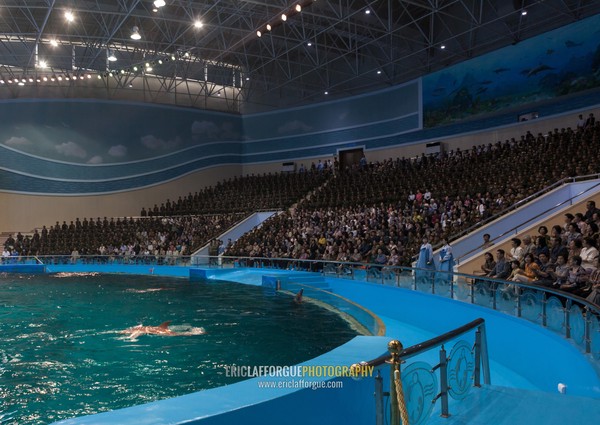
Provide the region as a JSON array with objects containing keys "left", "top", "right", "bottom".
[{"left": 0, "top": 273, "right": 358, "bottom": 424}]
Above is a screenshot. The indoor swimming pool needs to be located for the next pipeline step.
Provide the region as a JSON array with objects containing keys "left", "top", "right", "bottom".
[{"left": 0, "top": 272, "right": 358, "bottom": 424}]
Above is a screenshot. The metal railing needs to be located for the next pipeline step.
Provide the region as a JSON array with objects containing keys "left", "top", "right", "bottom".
[
  {"left": 366, "top": 318, "right": 490, "bottom": 425},
  {"left": 455, "top": 174, "right": 600, "bottom": 263}
]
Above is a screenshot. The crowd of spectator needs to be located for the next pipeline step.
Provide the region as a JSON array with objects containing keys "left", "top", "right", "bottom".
[
  {"left": 2, "top": 214, "right": 245, "bottom": 261},
  {"left": 3, "top": 115, "right": 600, "bottom": 290},
  {"left": 140, "top": 170, "right": 331, "bottom": 216},
  {"left": 478, "top": 200, "right": 600, "bottom": 303},
  {"left": 226, "top": 122, "right": 600, "bottom": 266}
]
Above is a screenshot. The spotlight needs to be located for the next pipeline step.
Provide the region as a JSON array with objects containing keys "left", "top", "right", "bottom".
[
  {"left": 36, "top": 78, "right": 41, "bottom": 83},
  {"left": 440, "top": 44, "right": 446, "bottom": 49},
  {"left": 121, "top": 69, "right": 125, "bottom": 74},
  {"left": 97, "top": 75, "right": 102, "bottom": 79},
  {"left": 377, "top": 70, "right": 381, "bottom": 74},
  {"left": 146, "top": 67, "right": 153, "bottom": 72},
  {"left": 65, "top": 11, "right": 74, "bottom": 22},
  {"left": 43, "top": 76, "right": 48, "bottom": 81},
  {"left": 295, "top": 4, "right": 301, "bottom": 12},
  {"left": 521, "top": 10, "right": 528, "bottom": 16},
  {"left": 131, "top": 26, "right": 141, "bottom": 40},
  {"left": 38, "top": 60, "right": 48, "bottom": 68},
  {"left": 28, "top": 77, "right": 34, "bottom": 82},
  {"left": 266, "top": 24, "right": 272, "bottom": 31},
  {"left": 184, "top": 52, "right": 190, "bottom": 58},
  {"left": 18, "top": 82, "right": 24, "bottom": 86},
  {"left": 307, "top": 42, "right": 312, "bottom": 46},
  {"left": 281, "top": 13, "right": 287, "bottom": 21},
  {"left": 57, "top": 75, "right": 63, "bottom": 81},
  {"left": 154, "top": 0, "right": 166, "bottom": 7},
  {"left": 50, "top": 39, "right": 58, "bottom": 47},
  {"left": 324, "top": 91, "right": 328, "bottom": 95},
  {"left": 158, "top": 59, "right": 163, "bottom": 65},
  {"left": 133, "top": 66, "right": 138, "bottom": 72},
  {"left": 108, "top": 50, "right": 117, "bottom": 62},
  {"left": 87, "top": 74, "right": 92, "bottom": 79},
  {"left": 7, "top": 79, "right": 12, "bottom": 83},
  {"left": 50, "top": 76, "right": 56, "bottom": 81},
  {"left": 0, "top": 80, "right": 4, "bottom": 84},
  {"left": 171, "top": 55, "right": 176, "bottom": 61},
  {"left": 194, "top": 20, "right": 203, "bottom": 28},
  {"left": 257, "top": 30, "right": 262, "bottom": 37},
  {"left": 80, "top": 75, "right": 84, "bottom": 80},
  {"left": 365, "top": 9, "right": 371, "bottom": 14},
  {"left": 21, "top": 78, "right": 26, "bottom": 83}
]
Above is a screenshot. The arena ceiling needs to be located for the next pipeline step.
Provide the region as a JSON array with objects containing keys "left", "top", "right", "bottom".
[{"left": 0, "top": 0, "right": 599, "bottom": 113}]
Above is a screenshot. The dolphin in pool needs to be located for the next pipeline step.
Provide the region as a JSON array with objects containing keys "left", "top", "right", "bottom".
[{"left": 121, "top": 321, "right": 205, "bottom": 338}]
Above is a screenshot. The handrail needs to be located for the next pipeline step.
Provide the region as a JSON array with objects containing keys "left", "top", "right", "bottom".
[
  {"left": 455, "top": 175, "right": 600, "bottom": 263},
  {"left": 365, "top": 318, "right": 486, "bottom": 367}
]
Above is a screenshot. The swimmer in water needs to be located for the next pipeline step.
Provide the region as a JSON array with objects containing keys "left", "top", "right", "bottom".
[
  {"left": 294, "top": 288, "right": 304, "bottom": 304},
  {"left": 120, "top": 321, "right": 205, "bottom": 339}
]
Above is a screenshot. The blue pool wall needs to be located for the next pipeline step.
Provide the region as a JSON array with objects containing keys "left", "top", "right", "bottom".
[{"left": 46, "top": 264, "right": 600, "bottom": 425}]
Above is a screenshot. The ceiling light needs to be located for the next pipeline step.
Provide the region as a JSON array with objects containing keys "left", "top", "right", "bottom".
[
  {"left": 440, "top": 44, "right": 446, "bottom": 49},
  {"left": 131, "top": 26, "right": 141, "bottom": 40},
  {"left": 65, "top": 11, "right": 74, "bottom": 22},
  {"left": 194, "top": 20, "right": 203, "bottom": 28},
  {"left": 154, "top": 0, "right": 166, "bottom": 7},
  {"left": 365, "top": 9, "right": 371, "bottom": 15},
  {"left": 295, "top": 4, "right": 302, "bottom": 12},
  {"left": 38, "top": 60, "right": 48, "bottom": 68},
  {"left": 324, "top": 91, "right": 328, "bottom": 95},
  {"left": 307, "top": 42, "right": 312, "bottom": 46},
  {"left": 184, "top": 52, "right": 190, "bottom": 57},
  {"left": 521, "top": 10, "right": 528, "bottom": 16},
  {"left": 87, "top": 74, "right": 91, "bottom": 79},
  {"left": 377, "top": 70, "right": 382, "bottom": 74},
  {"left": 257, "top": 30, "right": 262, "bottom": 37},
  {"left": 21, "top": 78, "right": 26, "bottom": 83},
  {"left": 107, "top": 50, "right": 117, "bottom": 62},
  {"left": 50, "top": 39, "right": 58, "bottom": 47},
  {"left": 28, "top": 77, "right": 34, "bottom": 82},
  {"left": 97, "top": 75, "right": 102, "bottom": 79},
  {"left": 18, "top": 82, "right": 25, "bottom": 86},
  {"left": 281, "top": 14, "right": 287, "bottom": 21},
  {"left": 152, "top": 8, "right": 158, "bottom": 12},
  {"left": 0, "top": 80, "right": 5, "bottom": 84},
  {"left": 50, "top": 76, "right": 56, "bottom": 81},
  {"left": 43, "top": 77, "right": 48, "bottom": 81},
  {"left": 266, "top": 24, "right": 272, "bottom": 31},
  {"left": 7, "top": 79, "right": 12, "bottom": 83},
  {"left": 57, "top": 76, "right": 62, "bottom": 81}
]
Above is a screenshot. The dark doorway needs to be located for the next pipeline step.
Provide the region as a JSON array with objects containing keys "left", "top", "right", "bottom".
[{"left": 339, "top": 148, "right": 364, "bottom": 171}]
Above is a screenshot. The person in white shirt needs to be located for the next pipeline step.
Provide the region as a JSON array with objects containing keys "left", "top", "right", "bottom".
[{"left": 580, "top": 237, "right": 599, "bottom": 271}]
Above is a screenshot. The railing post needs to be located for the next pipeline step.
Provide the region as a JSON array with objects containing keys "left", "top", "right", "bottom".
[
  {"left": 479, "top": 323, "right": 491, "bottom": 385},
  {"left": 565, "top": 299, "right": 572, "bottom": 339},
  {"left": 439, "top": 345, "right": 450, "bottom": 418},
  {"left": 470, "top": 280, "right": 475, "bottom": 304},
  {"left": 541, "top": 292, "right": 547, "bottom": 327},
  {"left": 450, "top": 278, "right": 454, "bottom": 299},
  {"left": 375, "top": 371, "right": 384, "bottom": 425},
  {"left": 474, "top": 328, "right": 482, "bottom": 387},
  {"left": 492, "top": 284, "right": 497, "bottom": 310},
  {"left": 585, "top": 307, "right": 592, "bottom": 354},
  {"left": 516, "top": 288, "right": 522, "bottom": 318}
]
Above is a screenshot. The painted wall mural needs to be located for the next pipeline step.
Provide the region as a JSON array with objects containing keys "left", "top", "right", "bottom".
[
  {"left": 423, "top": 14, "right": 600, "bottom": 127},
  {"left": 0, "top": 99, "right": 243, "bottom": 164}
]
